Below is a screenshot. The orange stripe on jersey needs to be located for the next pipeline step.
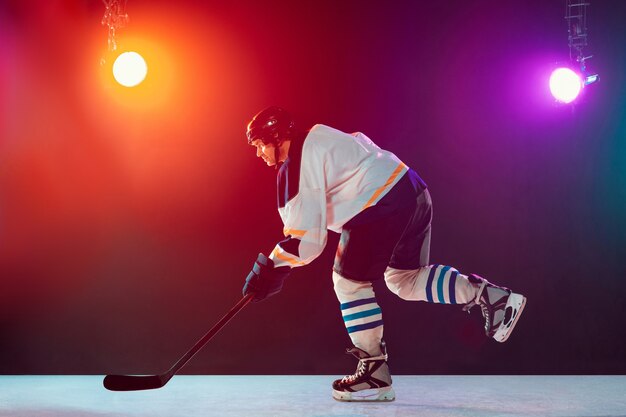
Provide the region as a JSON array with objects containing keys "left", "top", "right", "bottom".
[
  {"left": 362, "top": 162, "right": 407, "bottom": 210},
  {"left": 271, "top": 247, "right": 306, "bottom": 266},
  {"left": 283, "top": 228, "right": 307, "bottom": 238}
]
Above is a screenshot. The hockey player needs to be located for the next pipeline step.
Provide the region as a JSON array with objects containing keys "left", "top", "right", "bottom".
[{"left": 242, "top": 106, "right": 526, "bottom": 402}]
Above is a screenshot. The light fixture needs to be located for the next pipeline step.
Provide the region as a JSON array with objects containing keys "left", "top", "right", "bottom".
[
  {"left": 550, "top": 67, "right": 583, "bottom": 103},
  {"left": 550, "top": 0, "right": 599, "bottom": 103},
  {"left": 113, "top": 51, "right": 148, "bottom": 87}
]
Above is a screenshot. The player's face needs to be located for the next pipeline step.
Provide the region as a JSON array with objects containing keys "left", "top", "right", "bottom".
[{"left": 250, "top": 140, "right": 277, "bottom": 166}]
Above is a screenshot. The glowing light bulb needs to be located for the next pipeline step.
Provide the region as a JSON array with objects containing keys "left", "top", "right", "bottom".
[
  {"left": 113, "top": 51, "right": 147, "bottom": 87},
  {"left": 549, "top": 67, "right": 582, "bottom": 103}
]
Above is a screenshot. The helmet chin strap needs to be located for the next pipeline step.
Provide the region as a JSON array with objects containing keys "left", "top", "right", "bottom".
[
  {"left": 274, "top": 145, "right": 280, "bottom": 170},
  {"left": 274, "top": 139, "right": 288, "bottom": 170}
]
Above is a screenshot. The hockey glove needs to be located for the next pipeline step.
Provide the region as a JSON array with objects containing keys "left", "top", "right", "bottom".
[{"left": 243, "top": 253, "right": 291, "bottom": 302}]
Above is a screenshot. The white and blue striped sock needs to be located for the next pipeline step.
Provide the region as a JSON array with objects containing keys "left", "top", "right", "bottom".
[
  {"left": 384, "top": 264, "right": 477, "bottom": 304},
  {"left": 333, "top": 272, "right": 383, "bottom": 355}
]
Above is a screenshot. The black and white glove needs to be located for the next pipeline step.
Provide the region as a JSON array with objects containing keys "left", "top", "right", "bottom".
[{"left": 243, "top": 253, "right": 291, "bottom": 302}]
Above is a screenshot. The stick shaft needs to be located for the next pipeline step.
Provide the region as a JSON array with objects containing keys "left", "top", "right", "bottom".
[
  {"left": 103, "top": 294, "right": 254, "bottom": 391},
  {"left": 166, "top": 293, "right": 254, "bottom": 377}
]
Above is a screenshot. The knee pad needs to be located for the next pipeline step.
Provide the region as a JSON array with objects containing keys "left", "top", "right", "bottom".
[
  {"left": 333, "top": 271, "right": 374, "bottom": 298},
  {"left": 384, "top": 267, "right": 431, "bottom": 301},
  {"left": 384, "top": 267, "right": 417, "bottom": 298}
]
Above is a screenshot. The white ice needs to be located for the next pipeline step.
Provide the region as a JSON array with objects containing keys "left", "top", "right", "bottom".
[{"left": 1, "top": 375, "right": 625, "bottom": 417}]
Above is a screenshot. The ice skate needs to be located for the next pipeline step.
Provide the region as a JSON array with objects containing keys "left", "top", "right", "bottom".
[
  {"left": 463, "top": 274, "right": 527, "bottom": 342},
  {"left": 332, "top": 342, "right": 395, "bottom": 402}
]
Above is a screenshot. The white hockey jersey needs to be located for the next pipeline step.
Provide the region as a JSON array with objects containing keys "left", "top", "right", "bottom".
[{"left": 269, "top": 124, "right": 414, "bottom": 269}]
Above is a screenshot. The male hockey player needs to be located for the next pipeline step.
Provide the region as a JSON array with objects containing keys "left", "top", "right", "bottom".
[{"left": 242, "top": 106, "right": 526, "bottom": 402}]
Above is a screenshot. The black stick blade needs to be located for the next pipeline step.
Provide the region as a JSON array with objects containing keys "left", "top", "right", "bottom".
[{"left": 103, "top": 374, "right": 166, "bottom": 391}]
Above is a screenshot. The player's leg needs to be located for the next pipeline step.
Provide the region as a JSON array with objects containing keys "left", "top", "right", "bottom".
[
  {"left": 330, "top": 204, "right": 415, "bottom": 402},
  {"left": 331, "top": 272, "right": 394, "bottom": 402},
  {"left": 385, "top": 264, "right": 479, "bottom": 304},
  {"left": 385, "top": 189, "right": 526, "bottom": 342},
  {"left": 385, "top": 265, "right": 526, "bottom": 341},
  {"left": 333, "top": 272, "right": 384, "bottom": 355}
]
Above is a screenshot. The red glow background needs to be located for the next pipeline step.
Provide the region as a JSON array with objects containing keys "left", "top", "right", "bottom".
[{"left": 1, "top": 0, "right": 625, "bottom": 374}]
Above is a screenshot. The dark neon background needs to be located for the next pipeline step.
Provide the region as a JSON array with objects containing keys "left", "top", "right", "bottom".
[{"left": 1, "top": 0, "right": 625, "bottom": 375}]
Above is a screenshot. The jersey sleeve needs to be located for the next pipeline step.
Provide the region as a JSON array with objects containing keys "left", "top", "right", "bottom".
[
  {"left": 269, "top": 187, "right": 328, "bottom": 268},
  {"left": 269, "top": 137, "right": 328, "bottom": 269}
]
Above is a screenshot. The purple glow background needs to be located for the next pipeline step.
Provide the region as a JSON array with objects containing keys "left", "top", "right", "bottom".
[{"left": 1, "top": 0, "right": 625, "bottom": 375}]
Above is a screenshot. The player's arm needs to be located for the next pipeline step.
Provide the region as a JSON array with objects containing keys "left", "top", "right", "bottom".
[
  {"left": 269, "top": 188, "right": 328, "bottom": 268},
  {"left": 243, "top": 188, "right": 328, "bottom": 302}
]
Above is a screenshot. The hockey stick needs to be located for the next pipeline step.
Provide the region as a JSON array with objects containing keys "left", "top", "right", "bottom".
[{"left": 103, "top": 293, "right": 254, "bottom": 391}]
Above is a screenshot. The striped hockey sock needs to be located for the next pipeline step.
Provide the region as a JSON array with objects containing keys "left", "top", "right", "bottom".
[
  {"left": 384, "top": 264, "right": 477, "bottom": 304},
  {"left": 333, "top": 271, "right": 383, "bottom": 356}
]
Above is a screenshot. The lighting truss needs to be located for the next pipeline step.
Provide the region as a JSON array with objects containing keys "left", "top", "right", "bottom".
[{"left": 565, "top": 0, "right": 599, "bottom": 86}]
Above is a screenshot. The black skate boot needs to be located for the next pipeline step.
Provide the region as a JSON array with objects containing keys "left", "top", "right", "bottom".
[
  {"left": 463, "top": 274, "right": 527, "bottom": 342},
  {"left": 332, "top": 341, "right": 395, "bottom": 402}
]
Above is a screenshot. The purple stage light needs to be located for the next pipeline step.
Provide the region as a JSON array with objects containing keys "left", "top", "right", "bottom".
[{"left": 549, "top": 67, "right": 583, "bottom": 103}]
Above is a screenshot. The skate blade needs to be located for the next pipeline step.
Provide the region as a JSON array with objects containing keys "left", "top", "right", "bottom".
[
  {"left": 332, "top": 386, "right": 395, "bottom": 402},
  {"left": 494, "top": 293, "right": 527, "bottom": 343}
]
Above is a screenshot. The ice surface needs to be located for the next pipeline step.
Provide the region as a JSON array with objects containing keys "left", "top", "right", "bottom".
[{"left": 1, "top": 375, "right": 625, "bottom": 417}]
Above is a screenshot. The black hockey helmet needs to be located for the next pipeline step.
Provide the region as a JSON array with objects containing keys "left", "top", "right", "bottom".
[{"left": 246, "top": 106, "right": 295, "bottom": 146}]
